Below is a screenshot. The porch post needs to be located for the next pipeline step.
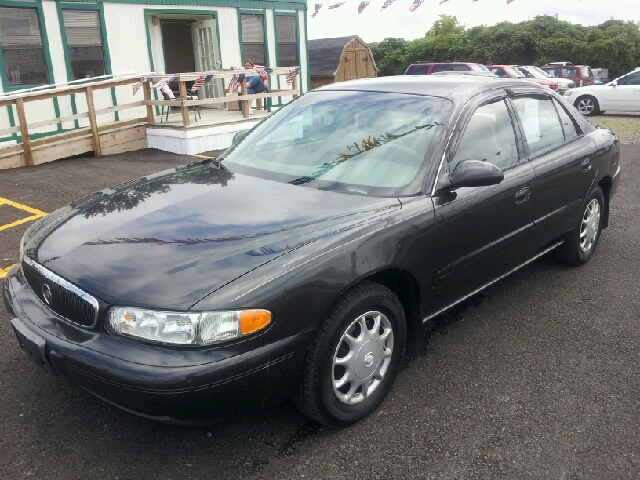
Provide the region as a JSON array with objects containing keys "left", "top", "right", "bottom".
[
  {"left": 85, "top": 86, "right": 102, "bottom": 156},
  {"left": 241, "top": 78, "right": 249, "bottom": 118},
  {"left": 143, "top": 82, "right": 155, "bottom": 125},
  {"left": 15, "top": 98, "right": 33, "bottom": 167},
  {"left": 179, "top": 80, "right": 190, "bottom": 127}
]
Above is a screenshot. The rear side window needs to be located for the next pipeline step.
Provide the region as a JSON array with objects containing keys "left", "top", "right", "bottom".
[
  {"left": 432, "top": 64, "right": 452, "bottom": 73},
  {"left": 553, "top": 98, "right": 579, "bottom": 141},
  {"left": 489, "top": 67, "right": 508, "bottom": 77},
  {"left": 451, "top": 99, "right": 520, "bottom": 171},
  {"left": 545, "top": 68, "right": 560, "bottom": 77},
  {"left": 512, "top": 96, "right": 565, "bottom": 157},
  {"left": 451, "top": 64, "right": 471, "bottom": 71},
  {"left": 581, "top": 66, "right": 592, "bottom": 78},
  {"left": 562, "top": 67, "right": 577, "bottom": 78},
  {"left": 405, "top": 65, "right": 430, "bottom": 75}
]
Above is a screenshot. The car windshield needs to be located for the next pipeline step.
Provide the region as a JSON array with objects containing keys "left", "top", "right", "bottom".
[
  {"left": 471, "top": 64, "right": 490, "bottom": 72},
  {"left": 528, "top": 66, "right": 552, "bottom": 78},
  {"left": 220, "top": 90, "right": 451, "bottom": 197}
]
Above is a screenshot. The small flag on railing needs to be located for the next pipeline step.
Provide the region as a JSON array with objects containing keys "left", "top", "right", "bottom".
[
  {"left": 381, "top": 0, "right": 397, "bottom": 11},
  {"left": 152, "top": 76, "right": 177, "bottom": 90},
  {"left": 358, "top": 1, "right": 370, "bottom": 13},
  {"left": 286, "top": 68, "right": 300, "bottom": 85},
  {"left": 191, "top": 74, "right": 213, "bottom": 92},
  {"left": 311, "top": 4, "right": 323, "bottom": 17},
  {"left": 132, "top": 77, "right": 149, "bottom": 96},
  {"left": 227, "top": 73, "right": 246, "bottom": 93},
  {"left": 409, "top": 0, "right": 425, "bottom": 11},
  {"left": 328, "top": 2, "right": 345, "bottom": 8}
]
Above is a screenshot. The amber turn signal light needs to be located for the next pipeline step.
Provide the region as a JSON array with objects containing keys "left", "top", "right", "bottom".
[{"left": 239, "top": 310, "right": 272, "bottom": 335}]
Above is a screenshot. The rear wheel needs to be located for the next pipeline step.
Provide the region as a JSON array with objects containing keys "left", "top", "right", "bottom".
[
  {"left": 575, "top": 95, "right": 600, "bottom": 116},
  {"left": 558, "top": 186, "right": 604, "bottom": 266},
  {"left": 293, "top": 281, "right": 406, "bottom": 427}
]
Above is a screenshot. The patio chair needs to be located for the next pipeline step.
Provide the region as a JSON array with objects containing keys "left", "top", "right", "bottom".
[{"left": 159, "top": 85, "right": 201, "bottom": 123}]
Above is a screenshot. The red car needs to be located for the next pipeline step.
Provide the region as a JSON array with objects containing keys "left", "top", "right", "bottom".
[
  {"left": 486, "top": 65, "right": 559, "bottom": 92},
  {"left": 541, "top": 64, "right": 594, "bottom": 87}
]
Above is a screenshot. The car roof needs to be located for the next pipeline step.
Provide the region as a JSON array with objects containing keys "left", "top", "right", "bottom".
[{"left": 316, "top": 75, "right": 543, "bottom": 100}]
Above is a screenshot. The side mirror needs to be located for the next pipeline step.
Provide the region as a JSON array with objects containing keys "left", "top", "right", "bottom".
[
  {"left": 445, "top": 160, "right": 504, "bottom": 190},
  {"left": 611, "top": 80, "right": 617, "bottom": 87}
]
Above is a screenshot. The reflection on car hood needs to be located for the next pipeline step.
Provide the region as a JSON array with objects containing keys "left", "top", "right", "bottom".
[{"left": 23, "top": 163, "right": 400, "bottom": 310}]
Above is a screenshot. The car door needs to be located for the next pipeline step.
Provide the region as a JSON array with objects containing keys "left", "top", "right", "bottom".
[
  {"left": 430, "top": 92, "right": 535, "bottom": 310},
  {"left": 601, "top": 71, "right": 640, "bottom": 111},
  {"left": 508, "top": 90, "right": 598, "bottom": 253}
]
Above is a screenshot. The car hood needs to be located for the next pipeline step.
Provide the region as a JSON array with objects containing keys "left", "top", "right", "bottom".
[{"left": 24, "top": 163, "right": 400, "bottom": 310}]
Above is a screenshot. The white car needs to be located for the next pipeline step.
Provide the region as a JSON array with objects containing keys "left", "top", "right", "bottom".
[{"left": 564, "top": 68, "right": 640, "bottom": 116}]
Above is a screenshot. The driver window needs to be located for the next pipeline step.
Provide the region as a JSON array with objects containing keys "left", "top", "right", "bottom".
[
  {"left": 617, "top": 72, "right": 640, "bottom": 86},
  {"left": 450, "top": 99, "right": 520, "bottom": 172}
]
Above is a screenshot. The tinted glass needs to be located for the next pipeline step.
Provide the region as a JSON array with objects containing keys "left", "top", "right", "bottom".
[
  {"left": 220, "top": 91, "right": 451, "bottom": 196},
  {"left": 405, "top": 65, "right": 430, "bottom": 75},
  {"left": 431, "top": 64, "right": 452, "bottom": 73},
  {"left": 512, "top": 96, "right": 565, "bottom": 157},
  {"left": 617, "top": 71, "right": 640, "bottom": 85},
  {"left": 451, "top": 64, "right": 471, "bottom": 71},
  {"left": 545, "top": 68, "right": 560, "bottom": 77},
  {"left": 489, "top": 67, "right": 508, "bottom": 78},
  {"left": 562, "top": 67, "right": 577, "bottom": 78},
  {"left": 553, "top": 98, "right": 579, "bottom": 140},
  {"left": 451, "top": 99, "right": 519, "bottom": 171}
]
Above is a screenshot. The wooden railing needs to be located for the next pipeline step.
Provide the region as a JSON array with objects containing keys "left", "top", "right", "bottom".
[
  {"left": 0, "top": 67, "right": 301, "bottom": 169},
  {"left": 143, "top": 66, "right": 300, "bottom": 127}
]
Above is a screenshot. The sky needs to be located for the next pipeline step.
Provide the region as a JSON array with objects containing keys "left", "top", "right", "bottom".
[{"left": 306, "top": 0, "right": 640, "bottom": 43}]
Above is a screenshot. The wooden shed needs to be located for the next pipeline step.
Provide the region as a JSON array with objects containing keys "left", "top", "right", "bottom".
[{"left": 309, "top": 36, "right": 378, "bottom": 89}]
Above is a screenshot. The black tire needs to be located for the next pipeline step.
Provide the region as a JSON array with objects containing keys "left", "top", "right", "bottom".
[
  {"left": 293, "top": 281, "right": 406, "bottom": 427},
  {"left": 558, "top": 186, "right": 605, "bottom": 266},
  {"left": 575, "top": 95, "right": 600, "bottom": 117}
]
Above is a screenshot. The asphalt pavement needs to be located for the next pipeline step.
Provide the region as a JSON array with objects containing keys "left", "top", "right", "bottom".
[{"left": 0, "top": 146, "right": 638, "bottom": 479}]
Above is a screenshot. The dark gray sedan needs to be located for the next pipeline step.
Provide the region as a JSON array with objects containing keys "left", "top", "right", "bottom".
[{"left": 4, "top": 76, "right": 620, "bottom": 427}]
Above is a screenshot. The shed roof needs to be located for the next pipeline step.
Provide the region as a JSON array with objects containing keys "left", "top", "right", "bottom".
[{"left": 309, "top": 35, "right": 367, "bottom": 76}]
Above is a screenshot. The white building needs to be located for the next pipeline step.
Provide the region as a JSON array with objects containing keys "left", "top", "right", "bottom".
[{"left": 0, "top": 0, "right": 309, "bottom": 144}]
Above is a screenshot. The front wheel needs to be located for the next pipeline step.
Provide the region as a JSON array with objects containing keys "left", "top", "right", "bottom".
[
  {"left": 293, "top": 281, "right": 406, "bottom": 427},
  {"left": 575, "top": 95, "right": 600, "bottom": 116},
  {"left": 558, "top": 186, "right": 604, "bottom": 266}
]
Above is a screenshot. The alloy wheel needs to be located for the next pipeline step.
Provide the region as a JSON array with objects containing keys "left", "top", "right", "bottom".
[{"left": 577, "top": 98, "right": 595, "bottom": 115}]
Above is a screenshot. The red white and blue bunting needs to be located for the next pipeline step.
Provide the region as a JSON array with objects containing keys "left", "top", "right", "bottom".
[{"left": 310, "top": 0, "right": 518, "bottom": 17}]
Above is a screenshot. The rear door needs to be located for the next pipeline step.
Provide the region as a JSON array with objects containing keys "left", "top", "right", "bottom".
[
  {"left": 430, "top": 91, "right": 535, "bottom": 310},
  {"left": 600, "top": 70, "right": 640, "bottom": 111},
  {"left": 508, "top": 89, "right": 597, "bottom": 253}
]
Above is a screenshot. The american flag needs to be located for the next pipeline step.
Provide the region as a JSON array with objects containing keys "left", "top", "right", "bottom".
[
  {"left": 506, "top": 0, "right": 515, "bottom": 3},
  {"left": 132, "top": 77, "right": 148, "bottom": 96},
  {"left": 152, "top": 76, "right": 177, "bottom": 90},
  {"left": 380, "top": 0, "right": 397, "bottom": 11},
  {"left": 439, "top": 0, "right": 449, "bottom": 4},
  {"left": 409, "top": 0, "right": 424, "bottom": 11},
  {"left": 227, "top": 74, "right": 245, "bottom": 93},
  {"left": 311, "top": 4, "right": 323, "bottom": 18},
  {"left": 328, "top": 2, "right": 345, "bottom": 8},
  {"left": 286, "top": 68, "right": 299, "bottom": 85},
  {"left": 191, "top": 74, "right": 213, "bottom": 93},
  {"left": 358, "top": 1, "right": 370, "bottom": 13}
]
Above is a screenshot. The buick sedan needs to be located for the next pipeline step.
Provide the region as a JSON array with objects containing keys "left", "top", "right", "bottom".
[{"left": 4, "top": 76, "right": 620, "bottom": 427}]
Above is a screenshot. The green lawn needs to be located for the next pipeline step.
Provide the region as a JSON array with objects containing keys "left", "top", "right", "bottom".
[{"left": 591, "top": 117, "right": 640, "bottom": 136}]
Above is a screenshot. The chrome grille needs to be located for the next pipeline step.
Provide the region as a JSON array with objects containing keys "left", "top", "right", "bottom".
[{"left": 22, "top": 257, "right": 99, "bottom": 328}]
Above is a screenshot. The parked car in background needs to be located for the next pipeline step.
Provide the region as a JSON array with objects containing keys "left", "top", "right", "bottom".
[
  {"left": 431, "top": 70, "right": 498, "bottom": 78},
  {"left": 564, "top": 67, "right": 640, "bottom": 116},
  {"left": 542, "top": 64, "right": 594, "bottom": 87},
  {"left": 515, "top": 65, "right": 575, "bottom": 94},
  {"left": 404, "top": 61, "right": 490, "bottom": 75},
  {"left": 592, "top": 67, "right": 609, "bottom": 84},
  {"left": 486, "top": 64, "right": 558, "bottom": 92},
  {"left": 5, "top": 76, "right": 620, "bottom": 428}
]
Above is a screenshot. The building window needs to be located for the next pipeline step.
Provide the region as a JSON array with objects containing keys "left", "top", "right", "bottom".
[
  {"left": 276, "top": 16, "right": 298, "bottom": 67},
  {"left": 62, "top": 10, "right": 106, "bottom": 80},
  {"left": 240, "top": 14, "right": 265, "bottom": 65},
  {"left": 0, "top": 7, "right": 49, "bottom": 87}
]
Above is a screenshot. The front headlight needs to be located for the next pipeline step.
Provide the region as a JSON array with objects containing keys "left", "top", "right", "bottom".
[{"left": 108, "top": 307, "right": 271, "bottom": 346}]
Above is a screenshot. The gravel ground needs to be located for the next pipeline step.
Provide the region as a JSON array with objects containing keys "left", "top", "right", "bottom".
[
  {"left": 591, "top": 113, "right": 640, "bottom": 144},
  {"left": 0, "top": 145, "right": 638, "bottom": 479}
]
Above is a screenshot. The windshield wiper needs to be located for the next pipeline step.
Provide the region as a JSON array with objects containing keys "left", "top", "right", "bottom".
[{"left": 288, "top": 176, "right": 316, "bottom": 185}]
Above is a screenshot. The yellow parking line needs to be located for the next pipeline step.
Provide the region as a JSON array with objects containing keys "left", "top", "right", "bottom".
[
  {"left": 0, "top": 214, "right": 45, "bottom": 232},
  {"left": 0, "top": 196, "right": 47, "bottom": 216},
  {"left": 0, "top": 264, "right": 16, "bottom": 279},
  {"left": 193, "top": 154, "right": 214, "bottom": 159}
]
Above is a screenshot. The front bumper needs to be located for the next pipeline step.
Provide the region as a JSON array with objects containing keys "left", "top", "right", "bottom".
[{"left": 3, "top": 265, "right": 311, "bottom": 426}]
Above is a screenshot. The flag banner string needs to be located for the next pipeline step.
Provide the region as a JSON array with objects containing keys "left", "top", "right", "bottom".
[{"left": 309, "top": 0, "right": 519, "bottom": 17}]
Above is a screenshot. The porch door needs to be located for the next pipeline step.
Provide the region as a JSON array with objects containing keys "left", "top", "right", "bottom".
[{"left": 192, "top": 19, "right": 223, "bottom": 105}]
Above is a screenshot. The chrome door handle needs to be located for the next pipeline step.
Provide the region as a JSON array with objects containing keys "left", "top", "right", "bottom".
[{"left": 581, "top": 159, "right": 592, "bottom": 172}]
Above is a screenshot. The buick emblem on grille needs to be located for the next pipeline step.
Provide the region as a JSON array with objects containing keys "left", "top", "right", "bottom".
[{"left": 42, "top": 284, "right": 52, "bottom": 305}]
